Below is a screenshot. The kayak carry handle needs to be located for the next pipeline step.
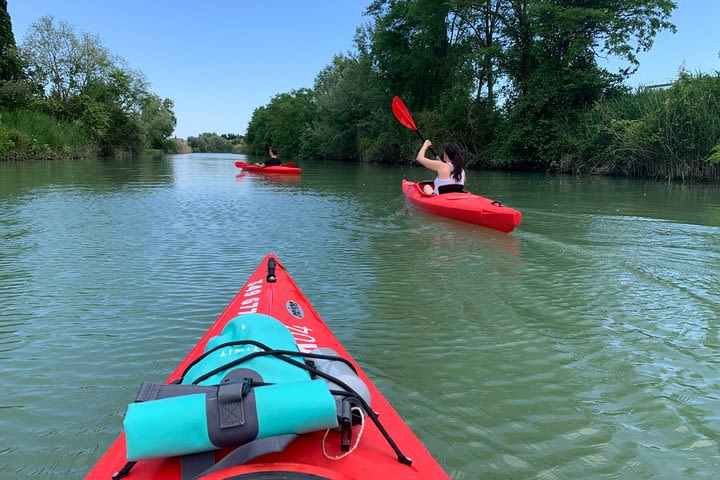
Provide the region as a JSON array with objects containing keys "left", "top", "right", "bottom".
[
  {"left": 112, "top": 461, "right": 136, "bottom": 479},
  {"left": 267, "top": 257, "right": 277, "bottom": 283},
  {"left": 491, "top": 200, "right": 504, "bottom": 207}
]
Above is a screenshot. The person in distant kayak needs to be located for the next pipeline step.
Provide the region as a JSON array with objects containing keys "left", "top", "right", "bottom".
[
  {"left": 255, "top": 147, "right": 282, "bottom": 167},
  {"left": 416, "top": 139, "right": 465, "bottom": 194}
]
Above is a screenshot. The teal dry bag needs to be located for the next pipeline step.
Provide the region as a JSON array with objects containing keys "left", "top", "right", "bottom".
[{"left": 123, "top": 313, "right": 338, "bottom": 461}]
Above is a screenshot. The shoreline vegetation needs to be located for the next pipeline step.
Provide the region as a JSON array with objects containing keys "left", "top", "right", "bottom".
[
  {"left": 0, "top": 5, "right": 177, "bottom": 162},
  {"left": 2, "top": 2, "right": 720, "bottom": 181},
  {"left": 241, "top": 1, "right": 719, "bottom": 182}
]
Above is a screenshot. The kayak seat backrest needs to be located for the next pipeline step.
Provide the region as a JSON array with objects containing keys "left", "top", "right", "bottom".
[{"left": 438, "top": 184, "right": 465, "bottom": 194}]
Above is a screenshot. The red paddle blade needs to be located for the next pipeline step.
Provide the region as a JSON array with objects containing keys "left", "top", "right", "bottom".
[
  {"left": 235, "top": 161, "right": 248, "bottom": 168},
  {"left": 392, "top": 96, "right": 417, "bottom": 131},
  {"left": 282, "top": 162, "right": 295, "bottom": 168}
]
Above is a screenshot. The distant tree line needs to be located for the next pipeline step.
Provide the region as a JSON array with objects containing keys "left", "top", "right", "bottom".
[
  {"left": 187, "top": 132, "right": 246, "bottom": 153},
  {"left": 246, "top": 0, "right": 720, "bottom": 180},
  {"left": 0, "top": 3, "right": 176, "bottom": 160}
]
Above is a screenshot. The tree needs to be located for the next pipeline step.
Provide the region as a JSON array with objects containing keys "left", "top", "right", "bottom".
[
  {"left": 187, "top": 132, "right": 233, "bottom": 153},
  {"left": 0, "top": 0, "right": 33, "bottom": 108},
  {"left": 367, "top": 0, "right": 456, "bottom": 109},
  {"left": 18, "top": 15, "right": 175, "bottom": 154},
  {"left": 0, "top": 0, "right": 21, "bottom": 81},
  {"left": 302, "top": 53, "right": 388, "bottom": 160},
  {"left": 22, "top": 15, "right": 116, "bottom": 103},
  {"left": 73, "top": 70, "right": 146, "bottom": 155},
  {"left": 497, "top": 0, "right": 676, "bottom": 162},
  {"left": 245, "top": 88, "right": 315, "bottom": 158},
  {"left": 139, "top": 94, "right": 176, "bottom": 149}
]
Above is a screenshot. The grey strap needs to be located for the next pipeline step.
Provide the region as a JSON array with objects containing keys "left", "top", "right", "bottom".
[
  {"left": 187, "top": 434, "right": 297, "bottom": 480},
  {"left": 217, "top": 382, "right": 246, "bottom": 428},
  {"left": 180, "top": 452, "right": 216, "bottom": 480},
  {"left": 134, "top": 382, "right": 215, "bottom": 402}
]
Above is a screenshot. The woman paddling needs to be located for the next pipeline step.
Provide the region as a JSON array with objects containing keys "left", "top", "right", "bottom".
[{"left": 415, "top": 140, "right": 466, "bottom": 195}]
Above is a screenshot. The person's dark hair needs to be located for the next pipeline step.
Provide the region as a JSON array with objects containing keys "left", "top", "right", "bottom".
[
  {"left": 270, "top": 148, "right": 278, "bottom": 155},
  {"left": 443, "top": 142, "right": 464, "bottom": 181}
]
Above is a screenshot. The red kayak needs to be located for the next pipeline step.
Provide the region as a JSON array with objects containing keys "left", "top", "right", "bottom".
[
  {"left": 402, "top": 179, "right": 522, "bottom": 233},
  {"left": 235, "top": 161, "right": 301, "bottom": 174},
  {"left": 86, "top": 254, "right": 448, "bottom": 480}
]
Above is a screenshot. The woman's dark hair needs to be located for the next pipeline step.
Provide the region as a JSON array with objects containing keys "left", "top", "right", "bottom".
[{"left": 443, "top": 142, "right": 464, "bottom": 181}]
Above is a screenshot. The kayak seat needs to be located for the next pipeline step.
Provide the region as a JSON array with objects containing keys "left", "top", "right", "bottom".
[{"left": 438, "top": 184, "right": 465, "bottom": 194}]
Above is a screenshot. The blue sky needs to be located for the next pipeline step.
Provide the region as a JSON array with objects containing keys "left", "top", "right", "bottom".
[{"left": 7, "top": 1, "right": 720, "bottom": 139}]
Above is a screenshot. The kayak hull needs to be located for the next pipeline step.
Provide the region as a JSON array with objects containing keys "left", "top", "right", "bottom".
[
  {"left": 235, "top": 161, "right": 301, "bottom": 174},
  {"left": 402, "top": 179, "right": 521, "bottom": 233},
  {"left": 86, "top": 254, "right": 448, "bottom": 480}
]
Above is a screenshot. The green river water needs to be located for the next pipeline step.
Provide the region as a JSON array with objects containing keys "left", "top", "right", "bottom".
[{"left": 1, "top": 153, "right": 719, "bottom": 479}]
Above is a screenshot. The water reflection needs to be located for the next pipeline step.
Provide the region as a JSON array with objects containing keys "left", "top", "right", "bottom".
[
  {"left": 0, "top": 155, "right": 174, "bottom": 198},
  {"left": 235, "top": 172, "right": 302, "bottom": 188}
]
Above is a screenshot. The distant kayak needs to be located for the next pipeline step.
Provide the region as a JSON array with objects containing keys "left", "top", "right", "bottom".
[
  {"left": 402, "top": 179, "right": 522, "bottom": 233},
  {"left": 86, "top": 254, "right": 448, "bottom": 480},
  {"left": 235, "top": 161, "right": 301, "bottom": 174}
]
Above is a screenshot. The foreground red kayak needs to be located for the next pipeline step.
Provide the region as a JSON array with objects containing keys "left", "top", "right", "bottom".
[
  {"left": 402, "top": 179, "right": 522, "bottom": 233},
  {"left": 87, "top": 254, "right": 448, "bottom": 480},
  {"left": 235, "top": 161, "right": 301, "bottom": 174}
]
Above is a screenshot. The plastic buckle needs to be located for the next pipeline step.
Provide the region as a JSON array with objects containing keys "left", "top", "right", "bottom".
[{"left": 340, "top": 416, "right": 352, "bottom": 451}]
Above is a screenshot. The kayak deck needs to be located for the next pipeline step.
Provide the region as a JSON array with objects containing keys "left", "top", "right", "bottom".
[{"left": 86, "top": 254, "right": 448, "bottom": 479}]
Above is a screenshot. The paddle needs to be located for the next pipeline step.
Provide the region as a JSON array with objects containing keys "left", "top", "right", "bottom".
[{"left": 392, "top": 96, "right": 440, "bottom": 160}]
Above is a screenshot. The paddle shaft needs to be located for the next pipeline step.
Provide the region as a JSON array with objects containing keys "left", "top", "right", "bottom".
[{"left": 414, "top": 130, "right": 440, "bottom": 160}]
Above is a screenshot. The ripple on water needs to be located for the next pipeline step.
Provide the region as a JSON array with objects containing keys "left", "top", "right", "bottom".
[{"left": 2, "top": 159, "right": 720, "bottom": 478}]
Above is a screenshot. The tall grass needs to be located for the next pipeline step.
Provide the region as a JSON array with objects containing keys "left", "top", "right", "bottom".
[
  {"left": 0, "top": 108, "right": 93, "bottom": 160},
  {"left": 573, "top": 73, "right": 720, "bottom": 180}
]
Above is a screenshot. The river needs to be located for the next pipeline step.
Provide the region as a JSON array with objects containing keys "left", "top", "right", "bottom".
[{"left": 1, "top": 153, "right": 719, "bottom": 479}]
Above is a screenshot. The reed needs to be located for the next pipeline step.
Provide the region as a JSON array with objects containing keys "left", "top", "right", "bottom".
[
  {"left": 574, "top": 73, "right": 720, "bottom": 180},
  {"left": 0, "top": 108, "right": 93, "bottom": 160}
]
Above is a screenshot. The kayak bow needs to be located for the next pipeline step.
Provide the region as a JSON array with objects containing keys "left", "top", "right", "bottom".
[
  {"left": 402, "top": 179, "right": 521, "bottom": 233},
  {"left": 86, "top": 254, "right": 448, "bottom": 480}
]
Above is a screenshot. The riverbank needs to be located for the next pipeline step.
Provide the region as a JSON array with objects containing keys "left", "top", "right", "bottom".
[
  {"left": 245, "top": 72, "right": 720, "bottom": 182},
  {"left": 0, "top": 108, "right": 93, "bottom": 161},
  {"left": 0, "top": 109, "right": 193, "bottom": 161}
]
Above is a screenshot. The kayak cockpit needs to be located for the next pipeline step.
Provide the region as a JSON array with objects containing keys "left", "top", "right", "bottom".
[{"left": 415, "top": 181, "right": 467, "bottom": 196}]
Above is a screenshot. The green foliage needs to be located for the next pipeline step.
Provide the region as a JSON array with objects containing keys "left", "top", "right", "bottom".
[
  {"left": 241, "top": 1, "right": 719, "bottom": 179},
  {"left": 139, "top": 95, "right": 176, "bottom": 150},
  {"left": 367, "top": 0, "right": 455, "bottom": 109},
  {"left": 709, "top": 144, "right": 720, "bottom": 165},
  {"left": 245, "top": 88, "right": 315, "bottom": 158},
  {"left": 22, "top": 15, "right": 119, "bottom": 102},
  {"left": 302, "top": 54, "right": 389, "bottom": 161},
  {"left": 5, "top": 14, "right": 176, "bottom": 158},
  {"left": 572, "top": 73, "right": 720, "bottom": 179},
  {"left": 0, "top": 107, "right": 90, "bottom": 160},
  {"left": 0, "top": 0, "right": 22, "bottom": 81},
  {"left": 187, "top": 132, "right": 234, "bottom": 153},
  {"left": 0, "top": 78, "right": 34, "bottom": 109}
]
